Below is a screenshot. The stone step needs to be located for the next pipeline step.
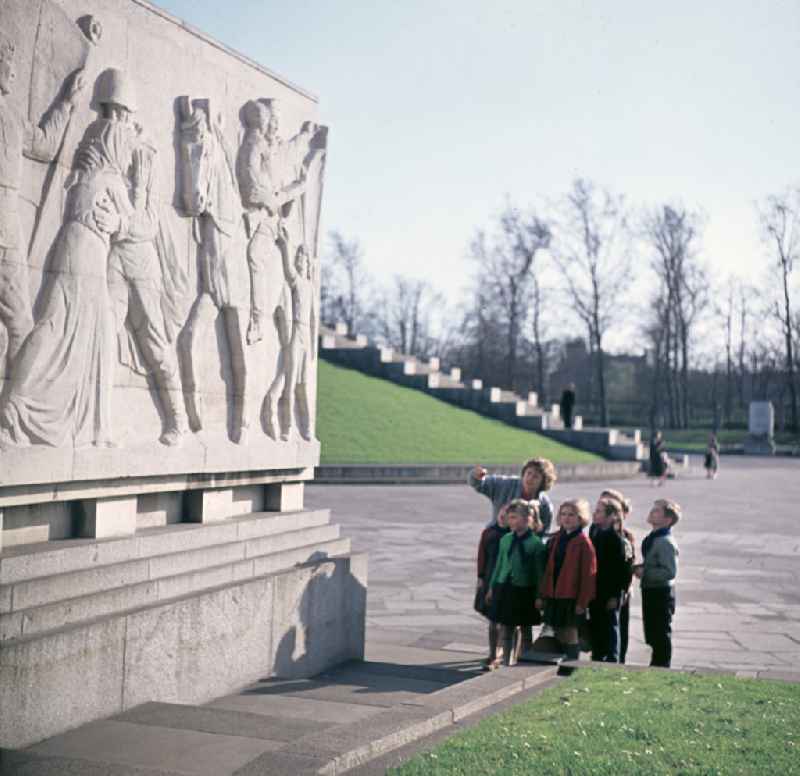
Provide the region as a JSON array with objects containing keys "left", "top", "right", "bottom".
[
  {"left": 0, "top": 509, "right": 332, "bottom": 586},
  {"left": 1, "top": 535, "right": 350, "bottom": 642},
  {"left": 1, "top": 515, "right": 335, "bottom": 614}
]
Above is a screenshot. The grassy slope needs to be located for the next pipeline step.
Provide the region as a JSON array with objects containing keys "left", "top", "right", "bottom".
[
  {"left": 392, "top": 669, "right": 800, "bottom": 776},
  {"left": 316, "top": 360, "right": 601, "bottom": 464}
]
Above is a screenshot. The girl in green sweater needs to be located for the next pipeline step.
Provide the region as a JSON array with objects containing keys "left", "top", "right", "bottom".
[{"left": 486, "top": 499, "right": 547, "bottom": 666}]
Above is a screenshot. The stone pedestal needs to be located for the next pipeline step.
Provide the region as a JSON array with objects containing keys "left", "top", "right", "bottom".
[
  {"left": 266, "top": 482, "right": 305, "bottom": 512},
  {"left": 745, "top": 401, "right": 776, "bottom": 455},
  {"left": 78, "top": 496, "right": 137, "bottom": 539}
]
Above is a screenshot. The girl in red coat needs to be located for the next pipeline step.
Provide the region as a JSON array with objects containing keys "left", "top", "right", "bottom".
[{"left": 536, "top": 498, "right": 597, "bottom": 660}]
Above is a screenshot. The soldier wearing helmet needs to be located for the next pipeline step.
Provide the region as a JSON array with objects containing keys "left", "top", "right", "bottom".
[{"left": 75, "top": 68, "right": 190, "bottom": 446}]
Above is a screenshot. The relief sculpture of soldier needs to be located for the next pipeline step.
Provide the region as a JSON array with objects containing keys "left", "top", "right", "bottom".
[
  {"left": 0, "top": 34, "right": 85, "bottom": 372},
  {"left": 236, "top": 98, "right": 316, "bottom": 349},
  {"left": 178, "top": 98, "right": 252, "bottom": 443},
  {"left": 92, "top": 70, "right": 191, "bottom": 446},
  {"left": 0, "top": 67, "right": 189, "bottom": 449}
]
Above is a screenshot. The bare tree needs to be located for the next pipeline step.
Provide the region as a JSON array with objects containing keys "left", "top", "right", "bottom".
[
  {"left": 643, "top": 205, "right": 707, "bottom": 428},
  {"left": 759, "top": 189, "right": 800, "bottom": 432},
  {"left": 552, "top": 179, "right": 632, "bottom": 426},
  {"left": 467, "top": 203, "right": 552, "bottom": 390},
  {"left": 326, "top": 230, "right": 368, "bottom": 335},
  {"left": 376, "top": 275, "right": 443, "bottom": 358}
]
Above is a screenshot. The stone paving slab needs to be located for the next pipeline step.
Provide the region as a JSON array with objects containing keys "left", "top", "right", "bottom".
[
  {"left": 206, "top": 693, "right": 382, "bottom": 725},
  {"left": 307, "top": 456, "right": 800, "bottom": 673},
  {"left": 26, "top": 720, "right": 279, "bottom": 776},
  {"left": 113, "top": 701, "right": 328, "bottom": 742},
  {"left": 0, "top": 751, "right": 186, "bottom": 775},
  {"left": 315, "top": 658, "right": 476, "bottom": 685},
  {"left": 235, "top": 675, "right": 439, "bottom": 709}
]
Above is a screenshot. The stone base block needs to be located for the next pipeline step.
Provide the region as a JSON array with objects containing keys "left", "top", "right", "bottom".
[
  {"left": 743, "top": 434, "right": 776, "bottom": 455},
  {"left": 78, "top": 496, "right": 137, "bottom": 539},
  {"left": 0, "top": 552, "right": 367, "bottom": 749},
  {"left": 266, "top": 482, "right": 304, "bottom": 512}
]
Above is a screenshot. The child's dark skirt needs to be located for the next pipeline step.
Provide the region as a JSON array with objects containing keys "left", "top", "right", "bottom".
[
  {"left": 489, "top": 582, "right": 541, "bottom": 627},
  {"left": 543, "top": 598, "right": 579, "bottom": 628}
]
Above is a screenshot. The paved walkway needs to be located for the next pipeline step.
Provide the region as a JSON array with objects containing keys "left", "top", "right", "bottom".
[{"left": 307, "top": 455, "right": 800, "bottom": 675}]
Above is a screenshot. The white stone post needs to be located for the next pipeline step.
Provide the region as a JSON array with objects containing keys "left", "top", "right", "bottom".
[
  {"left": 78, "top": 496, "right": 137, "bottom": 539},
  {"left": 265, "top": 482, "right": 304, "bottom": 512}
]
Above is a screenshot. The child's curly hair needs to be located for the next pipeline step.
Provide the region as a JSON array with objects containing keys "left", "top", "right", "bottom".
[
  {"left": 558, "top": 498, "right": 591, "bottom": 528},
  {"left": 521, "top": 457, "right": 557, "bottom": 494},
  {"left": 505, "top": 498, "right": 543, "bottom": 534},
  {"left": 598, "top": 496, "right": 625, "bottom": 520}
]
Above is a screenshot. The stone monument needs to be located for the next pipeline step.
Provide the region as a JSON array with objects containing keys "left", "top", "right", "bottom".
[
  {"left": 743, "top": 400, "right": 776, "bottom": 455},
  {"left": 0, "top": 0, "right": 365, "bottom": 750}
]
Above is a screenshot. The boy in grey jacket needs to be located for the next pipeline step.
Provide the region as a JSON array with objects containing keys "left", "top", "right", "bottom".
[{"left": 634, "top": 498, "right": 681, "bottom": 667}]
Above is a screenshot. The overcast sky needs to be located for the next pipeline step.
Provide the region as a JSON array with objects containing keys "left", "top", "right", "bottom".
[{"left": 156, "top": 0, "right": 800, "bottom": 320}]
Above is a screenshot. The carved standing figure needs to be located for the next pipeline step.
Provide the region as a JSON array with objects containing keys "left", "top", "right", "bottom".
[
  {"left": 0, "top": 33, "right": 85, "bottom": 371},
  {"left": 178, "top": 97, "right": 251, "bottom": 443},
  {"left": 96, "top": 70, "right": 191, "bottom": 446},
  {"left": 0, "top": 78, "right": 129, "bottom": 447},
  {"left": 236, "top": 98, "right": 318, "bottom": 347},
  {"left": 265, "top": 227, "right": 316, "bottom": 441}
]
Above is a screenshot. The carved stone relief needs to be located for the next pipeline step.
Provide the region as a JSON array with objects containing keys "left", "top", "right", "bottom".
[
  {"left": 0, "top": 0, "right": 328, "bottom": 483},
  {"left": 177, "top": 96, "right": 251, "bottom": 444}
]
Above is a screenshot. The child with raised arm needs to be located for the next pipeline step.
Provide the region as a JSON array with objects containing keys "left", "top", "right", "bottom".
[
  {"left": 486, "top": 499, "right": 546, "bottom": 665},
  {"left": 474, "top": 504, "right": 510, "bottom": 670},
  {"left": 634, "top": 499, "right": 681, "bottom": 668},
  {"left": 537, "top": 499, "right": 596, "bottom": 660},
  {"left": 468, "top": 458, "right": 557, "bottom": 536}
]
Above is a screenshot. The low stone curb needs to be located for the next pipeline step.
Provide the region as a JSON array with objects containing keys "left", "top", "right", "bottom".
[
  {"left": 559, "top": 659, "right": 800, "bottom": 683},
  {"left": 315, "top": 461, "right": 642, "bottom": 485},
  {"left": 275, "top": 664, "right": 559, "bottom": 775}
]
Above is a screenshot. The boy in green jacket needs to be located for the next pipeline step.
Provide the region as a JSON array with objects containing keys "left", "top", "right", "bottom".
[{"left": 486, "top": 499, "right": 547, "bottom": 666}]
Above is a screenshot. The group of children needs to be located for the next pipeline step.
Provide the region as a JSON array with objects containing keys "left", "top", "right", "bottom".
[{"left": 470, "top": 458, "right": 681, "bottom": 669}]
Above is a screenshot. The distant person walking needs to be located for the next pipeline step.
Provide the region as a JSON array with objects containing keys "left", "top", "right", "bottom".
[
  {"left": 649, "top": 430, "right": 668, "bottom": 487},
  {"left": 704, "top": 434, "right": 719, "bottom": 479},
  {"left": 560, "top": 383, "right": 576, "bottom": 429}
]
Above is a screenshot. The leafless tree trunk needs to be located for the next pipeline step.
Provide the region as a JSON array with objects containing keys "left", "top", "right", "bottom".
[
  {"left": 759, "top": 190, "right": 799, "bottom": 433},
  {"left": 643, "top": 205, "right": 707, "bottom": 429},
  {"left": 553, "top": 179, "right": 632, "bottom": 426},
  {"left": 467, "top": 205, "right": 551, "bottom": 391},
  {"left": 327, "top": 231, "right": 369, "bottom": 335}
]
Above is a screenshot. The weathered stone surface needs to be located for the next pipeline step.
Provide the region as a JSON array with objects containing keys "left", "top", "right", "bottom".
[
  {"left": 0, "top": 0, "right": 326, "bottom": 495},
  {"left": 28, "top": 720, "right": 279, "bottom": 776},
  {"left": 0, "top": 618, "right": 126, "bottom": 748},
  {"left": 122, "top": 577, "right": 275, "bottom": 709}
]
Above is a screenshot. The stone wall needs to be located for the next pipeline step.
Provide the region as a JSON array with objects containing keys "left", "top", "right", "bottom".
[{"left": 0, "top": 0, "right": 327, "bottom": 498}]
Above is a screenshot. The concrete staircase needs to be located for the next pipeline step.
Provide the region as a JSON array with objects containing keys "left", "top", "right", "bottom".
[
  {"left": 0, "top": 510, "right": 365, "bottom": 750},
  {"left": 319, "top": 323, "right": 644, "bottom": 461},
  {"left": 0, "top": 647, "right": 557, "bottom": 775}
]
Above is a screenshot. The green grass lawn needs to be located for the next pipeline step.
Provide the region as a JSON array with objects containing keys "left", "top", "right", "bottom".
[
  {"left": 392, "top": 669, "right": 800, "bottom": 776},
  {"left": 316, "top": 360, "right": 601, "bottom": 465}
]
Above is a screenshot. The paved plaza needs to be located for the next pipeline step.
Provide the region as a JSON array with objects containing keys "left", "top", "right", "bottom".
[{"left": 307, "top": 455, "right": 800, "bottom": 675}]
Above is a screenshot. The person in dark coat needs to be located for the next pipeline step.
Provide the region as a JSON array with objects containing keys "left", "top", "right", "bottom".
[
  {"left": 600, "top": 488, "right": 635, "bottom": 663},
  {"left": 649, "top": 430, "right": 668, "bottom": 486},
  {"left": 588, "top": 496, "right": 629, "bottom": 662},
  {"left": 560, "top": 383, "right": 576, "bottom": 429},
  {"left": 474, "top": 506, "right": 510, "bottom": 669}
]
